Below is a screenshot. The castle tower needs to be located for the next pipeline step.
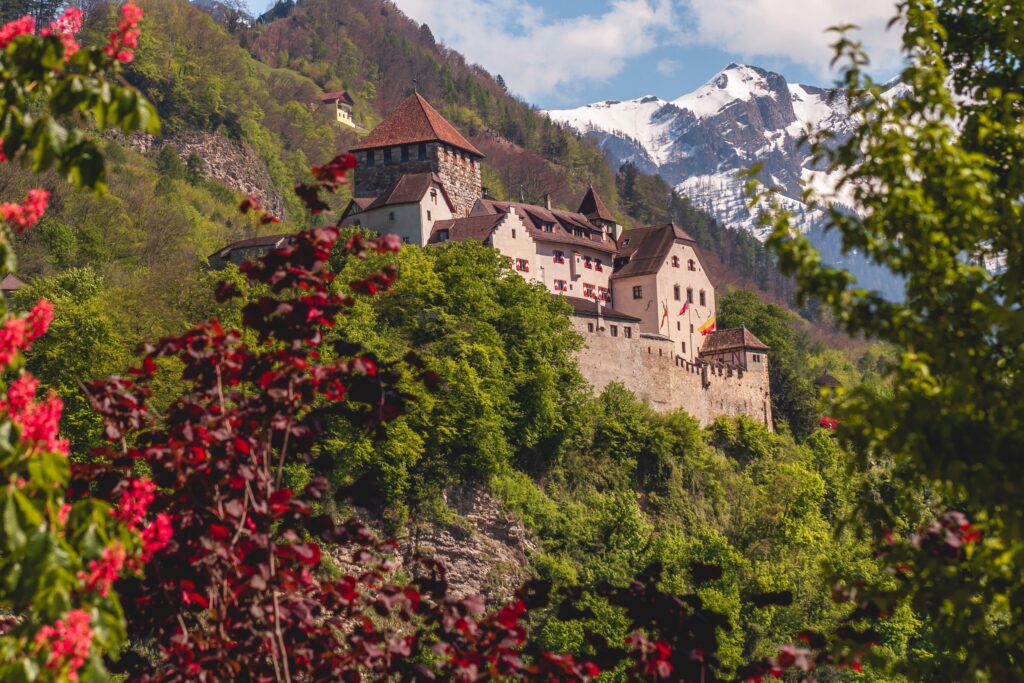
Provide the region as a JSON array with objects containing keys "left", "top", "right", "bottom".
[
  {"left": 578, "top": 185, "right": 621, "bottom": 240},
  {"left": 350, "top": 94, "right": 484, "bottom": 218}
]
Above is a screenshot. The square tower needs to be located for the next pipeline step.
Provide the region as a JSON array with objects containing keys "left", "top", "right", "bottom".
[{"left": 350, "top": 94, "right": 483, "bottom": 218}]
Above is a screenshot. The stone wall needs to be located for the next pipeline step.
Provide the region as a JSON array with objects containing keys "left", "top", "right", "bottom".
[
  {"left": 353, "top": 143, "right": 482, "bottom": 218},
  {"left": 571, "top": 316, "right": 773, "bottom": 429}
]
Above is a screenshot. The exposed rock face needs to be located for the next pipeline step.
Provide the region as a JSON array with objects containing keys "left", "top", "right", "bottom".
[
  {"left": 117, "top": 131, "right": 286, "bottom": 217},
  {"left": 403, "top": 486, "right": 535, "bottom": 603}
]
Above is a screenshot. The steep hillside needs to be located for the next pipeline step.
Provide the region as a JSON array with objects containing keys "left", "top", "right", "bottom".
[{"left": 547, "top": 63, "right": 908, "bottom": 298}]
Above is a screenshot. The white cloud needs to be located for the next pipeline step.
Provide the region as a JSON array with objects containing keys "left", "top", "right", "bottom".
[
  {"left": 391, "top": 0, "right": 676, "bottom": 102},
  {"left": 656, "top": 58, "right": 680, "bottom": 76},
  {"left": 677, "top": 0, "right": 905, "bottom": 79}
]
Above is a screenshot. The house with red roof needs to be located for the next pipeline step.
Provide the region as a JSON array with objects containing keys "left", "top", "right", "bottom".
[{"left": 320, "top": 90, "right": 357, "bottom": 129}]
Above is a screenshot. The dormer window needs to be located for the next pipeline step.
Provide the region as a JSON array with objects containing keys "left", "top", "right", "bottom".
[
  {"left": 622, "top": 238, "right": 630, "bottom": 246},
  {"left": 437, "top": 229, "right": 449, "bottom": 242},
  {"left": 672, "top": 256, "right": 680, "bottom": 268},
  {"left": 544, "top": 222, "right": 554, "bottom": 232}
]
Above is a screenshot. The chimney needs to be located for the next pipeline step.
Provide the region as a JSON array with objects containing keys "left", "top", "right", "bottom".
[{"left": 544, "top": 193, "right": 552, "bottom": 210}]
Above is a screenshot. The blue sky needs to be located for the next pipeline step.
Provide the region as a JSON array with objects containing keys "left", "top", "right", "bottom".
[{"left": 377, "top": 0, "right": 906, "bottom": 109}]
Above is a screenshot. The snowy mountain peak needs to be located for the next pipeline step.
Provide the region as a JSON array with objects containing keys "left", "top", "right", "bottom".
[{"left": 671, "top": 63, "right": 780, "bottom": 118}]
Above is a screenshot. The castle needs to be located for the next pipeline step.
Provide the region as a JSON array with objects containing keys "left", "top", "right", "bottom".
[{"left": 337, "top": 94, "right": 774, "bottom": 428}]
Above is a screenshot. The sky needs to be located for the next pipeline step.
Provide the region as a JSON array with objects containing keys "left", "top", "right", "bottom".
[{"left": 375, "top": 0, "right": 907, "bottom": 109}]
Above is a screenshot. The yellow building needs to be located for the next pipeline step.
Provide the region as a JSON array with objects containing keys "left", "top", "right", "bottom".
[{"left": 320, "top": 91, "right": 356, "bottom": 128}]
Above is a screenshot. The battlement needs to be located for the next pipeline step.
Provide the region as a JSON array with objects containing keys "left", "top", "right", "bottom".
[{"left": 571, "top": 315, "right": 772, "bottom": 429}]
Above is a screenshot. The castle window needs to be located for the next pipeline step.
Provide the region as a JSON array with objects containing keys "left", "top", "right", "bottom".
[
  {"left": 688, "top": 259, "right": 697, "bottom": 271},
  {"left": 624, "top": 327, "right": 632, "bottom": 339},
  {"left": 553, "top": 250, "right": 565, "bottom": 264},
  {"left": 632, "top": 285, "right": 642, "bottom": 299},
  {"left": 588, "top": 322, "right": 594, "bottom": 332},
  {"left": 686, "top": 287, "right": 694, "bottom": 304},
  {"left": 672, "top": 256, "right": 680, "bottom": 268},
  {"left": 753, "top": 354, "right": 761, "bottom": 363},
  {"left": 583, "top": 283, "right": 595, "bottom": 298},
  {"left": 621, "top": 238, "right": 630, "bottom": 246},
  {"left": 388, "top": 211, "right": 395, "bottom": 221},
  {"left": 430, "top": 188, "right": 438, "bottom": 203},
  {"left": 584, "top": 256, "right": 593, "bottom": 269},
  {"left": 436, "top": 229, "right": 449, "bottom": 242},
  {"left": 610, "top": 325, "right": 618, "bottom": 337},
  {"left": 418, "top": 143, "right": 428, "bottom": 160},
  {"left": 554, "top": 279, "right": 567, "bottom": 291},
  {"left": 366, "top": 150, "right": 375, "bottom": 166},
  {"left": 543, "top": 222, "right": 554, "bottom": 232},
  {"left": 690, "top": 324, "right": 694, "bottom": 333},
  {"left": 595, "top": 258, "right": 603, "bottom": 272},
  {"left": 512, "top": 229, "right": 516, "bottom": 239},
  {"left": 682, "top": 341, "right": 686, "bottom": 353},
  {"left": 673, "top": 284, "right": 681, "bottom": 301},
  {"left": 677, "top": 321, "right": 681, "bottom": 331},
  {"left": 427, "top": 210, "right": 432, "bottom": 221},
  {"left": 383, "top": 148, "right": 392, "bottom": 165},
  {"left": 515, "top": 258, "right": 529, "bottom": 272},
  {"left": 401, "top": 145, "right": 409, "bottom": 162},
  {"left": 699, "top": 290, "right": 706, "bottom": 306}
]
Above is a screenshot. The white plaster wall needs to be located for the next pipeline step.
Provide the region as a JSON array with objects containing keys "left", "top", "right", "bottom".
[
  {"left": 489, "top": 210, "right": 542, "bottom": 285},
  {"left": 341, "top": 203, "right": 423, "bottom": 245}
]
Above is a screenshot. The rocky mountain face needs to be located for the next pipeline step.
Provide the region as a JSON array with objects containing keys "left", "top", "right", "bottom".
[{"left": 546, "top": 64, "right": 907, "bottom": 298}]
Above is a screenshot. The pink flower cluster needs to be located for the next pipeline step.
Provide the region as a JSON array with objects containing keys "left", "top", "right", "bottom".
[
  {"left": 104, "top": 1, "right": 143, "bottom": 63},
  {"left": 0, "top": 188, "right": 49, "bottom": 231},
  {"left": 140, "top": 512, "right": 172, "bottom": 561},
  {"left": 1, "top": 374, "right": 68, "bottom": 456},
  {"left": 40, "top": 7, "right": 84, "bottom": 59},
  {"left": 34, "top": 609, "right": 93, "bottom": 681},
  {"left": 0, "top": 16, "right": 34, "bottom": 49},
  {"left": 0, "top": 298, "right": 53, "bottom": 366},
  {"left": 77, "top": 543, "right": 126, "bottom": 597},
  {"left": 116, "top": 478, "right": 156, "bottom": 526}
]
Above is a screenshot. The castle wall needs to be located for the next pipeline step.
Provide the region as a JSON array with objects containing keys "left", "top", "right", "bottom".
[
  {"left": 435, "top": 145, "right": 482, "bottom": 218},
  {"left": 570, "top": 315, "right": 773, "bottom": 429}
]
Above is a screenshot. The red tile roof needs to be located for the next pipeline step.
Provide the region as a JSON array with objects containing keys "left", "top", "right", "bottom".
[
  {"left": 366, "top": 173, "right": 454, "bottom": 211},
  {"left": 700, "top": 326, "right": 770, "bottom": 354},
  {"left": 611, "top": 223, "right": 696, "bottom": 279},
  {"left": 320, "top": 90, "right": 354, "bottom": 106},
  {"left": 0, "top": 273, "right": 25, "bottom": 291},
  {"left": 428, "top": 213, "right": 506, "bottom": 244},
  {"left": 577, "top": 185, "right": 616, "bottom": 223},
  {"left": 556, "top": 294, "right": 640, "bottom": 322},
  {"left": 350, "top": 93, "right": 483, "bottom": 157},
  {"left": 475, "top": 199, "right": 617, "bottom": 254}
]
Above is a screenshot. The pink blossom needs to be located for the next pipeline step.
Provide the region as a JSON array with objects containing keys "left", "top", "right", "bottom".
[
  {"left": 26, "top": 298, "right": 53, "bottom": 341},
  {"left": 0, "top": 300, "right": 53, "bottom": 368},
  {"left": 116, "top": 478, "right": 156, "bottom": 527},
  {"left": 0, "top": 16, "right": 34, "bottom": 49},
  {"left": 57, "top": 502, "right": 71, "bottom": 525},
  {"left": 0, "top": 188, "right": 49, "bottom": 231},
  {"left": 34, "top": 609, "right": 92, "bottom": 681},
  {"left": 0, "top": 372, "right": 69, "bottom": 456},
  {"left": 40, "top": 7, "right": 83, "bottom": 59},
  {"left": 103, "top": 2, "right": 142, "bottom": 63},
  {"left": 77, "top": 543, "right": 126, "bottom": 596},
  {"left": 140, "top": 513, "right": 172, "bottom": 561}
]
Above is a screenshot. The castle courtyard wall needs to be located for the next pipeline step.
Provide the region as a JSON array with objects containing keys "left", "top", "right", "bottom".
[{"left": 570, "top": 316, "right": 773, "bottom": 429}]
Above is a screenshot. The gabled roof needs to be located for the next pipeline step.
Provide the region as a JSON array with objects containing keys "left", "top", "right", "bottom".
[
  {"left": 700, "top": 326, "right": 770, "bottom": 354},
  {"left": 814, "top": 372, "right": 842, "bottom": 388},
  {"left": 475, "top": 199, "right": 617, "bottom": 254},
  {"left": 338, "top": 197, "right": 375, "bottom": 223},
  {"left": 556, "top": 294, "right": 641, "bottom": 322},
  {"left": 611, "top": 223, "right": 697, "bottom": 279},
  {"left": 577, "top": 185, "right": 616, "bottom": 223},
  {"left": 365, "top": 172, "right": 454, "bottom": 211},
  {"left": 320, "top": 90, "right": 354, "bottom": 106},
  {"left": 0, "top": 273, "right": 26, "bottom": 291},
  {"left": 428, "top": 213, "right": 505, "bottom": 244},
  {"left": 350, "top": 93, "right": 483, "bottom": 157},
  {"left": 211, "top": 233, "right": 291, "bottom": 260}
]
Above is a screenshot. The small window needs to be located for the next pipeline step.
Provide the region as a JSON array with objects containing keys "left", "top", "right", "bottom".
[
  {"left": 553, "top": 250, "right": 565, "bottom": 264},
  {"left": 388, "top": 211, "right": 395, "bottom": 221},
  {"left": 366, "top": 150, "right": 375, "bottom": 166},
  {"left": 401, "top": 145, "right": 409, "bottom": 162},
  {"left": 610, "top": 325, "right": 618, "bottom": 337},
  {"left": 686, "top": 288, "right": 694, "bottom": 304},
  {"left": 622, "top": 238, "right": 630, "bottom": 246},
  {"left": 624, "top": 327, "right": 632, "bottom": 339},
  {"left": 673, "top": 284, "right": 681, "bottom": 301},
  {"left": 515, "top": 258, "right": 529, "bottom": 272},
  {"left": 402, "top": 236, "right": 411, "bottom": 244},
  {"left": 383, "top": 148, "right": 392, "bottom": 165},
  {"left": 437, "top": 229, "right": 449, "bottom": 242},
  {"left": 595, "top": 258, "right": 603, "bottom": 272},
  {"left": 512, "top": 229, "right": 516, "bottom": 239},
  {"left": 671, "top": 256, "right": 680, "bottom": 268},
  {"left": 584, "top": 256, "right": 593, "bottom": 269},
  {"left": 682, "top": 341, "right": 686, "bottom": 353},
  {"left": 427, "top": 210, "right": 432, "bottom": 221},
  {"left": 688, "top": 259, "right": 697, "bottom": 271},
  {"left": 554, "top": 279, "right": 568, "bottom": 291},
  {"left": 430, "top": 188, "right": 438, "bottom": 203},
  {"left": 632, "top": 285, "right": 642, "bottom": 299},
  {"left": 699, "top": 290, "right": 707, "bottom": 307},
  {"left": 690, "top": 324, "right": 694, "bottom": 333},
  {"left": 418, "top": 143, "right": 428, "bottom": 160},
  {"left": 677, "top": 321, "right": 681, "bottom": 331},
  {"left": 544, "top": 222, "right": 554, "bottom": 232},
  {"left": 583, "top": 283, "right": 595, "bottom": 298},
  {"left": 588, "top": 322, "right": 594, "bottom": 332}
]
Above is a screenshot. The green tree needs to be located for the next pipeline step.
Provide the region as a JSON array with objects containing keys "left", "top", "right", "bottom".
[{"left": 749, "top": 0, "right": 1024, "bottom": 678}]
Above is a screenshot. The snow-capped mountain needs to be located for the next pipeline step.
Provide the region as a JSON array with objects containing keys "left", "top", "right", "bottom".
[{"left": 546, "top": 64, "right": 908, "bottom": 297}]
